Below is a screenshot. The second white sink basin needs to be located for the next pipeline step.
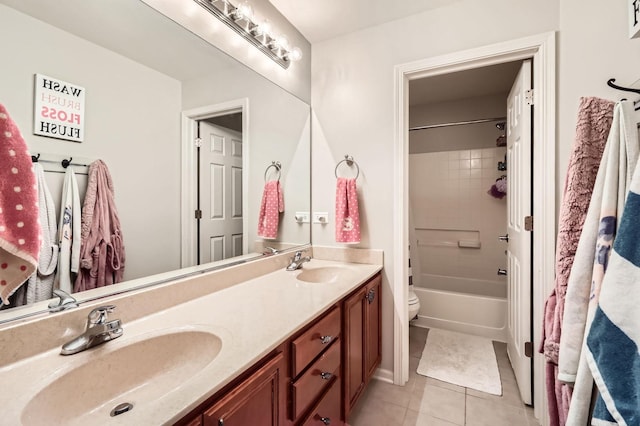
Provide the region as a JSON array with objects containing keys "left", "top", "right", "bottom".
[
  {"left": 22, "top": 329, "right": 222, "bottom": 425},
  {"left": 296, "top": 266, "right": 355, "bottom": 283}
]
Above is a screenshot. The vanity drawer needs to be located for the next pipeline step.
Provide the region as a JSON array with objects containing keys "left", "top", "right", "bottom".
[
  {"left": 292, "top": 339, "right": 341, "bottom": 419},
  {"left": 292, "top": 307, "right": 341, "bottom": 377},
  {"left": 300, "top": 377, "right": 342, "bottom": 426}
]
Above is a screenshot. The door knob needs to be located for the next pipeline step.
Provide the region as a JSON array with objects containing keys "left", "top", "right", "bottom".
[
  {"left": 497, "top": 269, "right": 507, "bottom": 276},
  {"left": 498, "top": 234, "right": 509, "bottom": 242}
]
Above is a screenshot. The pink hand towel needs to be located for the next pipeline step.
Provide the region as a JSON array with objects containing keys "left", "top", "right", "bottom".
[
  {"left": 335, "top": 177, "right": 360, "bottom": 244},
  {"left": 257, "top": 180, "right": 284, "bottom": 239},
  {"left": 0, "top": 104, "right": 40, "bottom": 305}
]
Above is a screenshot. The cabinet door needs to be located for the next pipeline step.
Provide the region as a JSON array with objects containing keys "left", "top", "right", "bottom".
[
  {"left": 203, "top": 352, "right": 285, "bottom": 426},
  {"left": 343, "top": 286, "right": 366, "bottom": 418},
  {"left": 364, "top": 274, "right": 382, "bottom": 382}
]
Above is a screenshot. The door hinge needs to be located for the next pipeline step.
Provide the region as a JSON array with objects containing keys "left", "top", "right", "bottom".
[
  {"left": 524, "top": 215, "right": 533, "bottom": 231},
  {"left": 525, "top": 89, "right": 534, "bottom": 106},
  {"left": 194, "top": 137, "right": 202, "bottom": 148},
  {"left": 524, "top": 341, "right": 533, "bottom": 358},
  {"left": 195, "top": 209, "right": 202, "bottom": 219}
]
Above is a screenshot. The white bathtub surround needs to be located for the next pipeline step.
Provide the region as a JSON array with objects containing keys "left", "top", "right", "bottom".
[
  {"left": 417, "top": 328, "right": 502, "bottom": 396},
  {"left": 412, "top": 287, "right": 507, "bottom": 342},
  {"left": 0, "top": 248, "right": 382, "bottom": 424}
]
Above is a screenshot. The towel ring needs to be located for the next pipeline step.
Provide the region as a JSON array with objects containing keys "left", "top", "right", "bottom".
[
  {"left": 334, "top": 155, "right": 360, "bottom": 179},
  {"left": 264, "top": 161, "right": 282, "bottom": 182}
]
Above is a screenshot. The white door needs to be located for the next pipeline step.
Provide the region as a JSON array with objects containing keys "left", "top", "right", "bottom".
[
  {"left": 506, "top": 59, "right": 533, "bottom": 405},
  {"left": 199, "top": 120, "right": 243, "bottom": 263}
]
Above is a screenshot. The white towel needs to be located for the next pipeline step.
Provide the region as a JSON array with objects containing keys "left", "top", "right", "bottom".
[
  {"left": 23, "top": 163, "right": 59, "bottom": 304},
  {"left": 558, "top": 101, "right": 639, "bottom": 425},
  {"left": 54, "top": 168, "right": 81, "bottom": 293},
  {"left": 584, "top": 138, "right": 640, "bottom": 425}
]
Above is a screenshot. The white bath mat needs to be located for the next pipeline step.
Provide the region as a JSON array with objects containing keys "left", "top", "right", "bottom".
[{"left": 416, "top": 328, "right": 502, "bottom": 395}]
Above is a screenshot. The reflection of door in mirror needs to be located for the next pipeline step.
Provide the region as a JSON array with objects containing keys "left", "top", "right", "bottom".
[{"left": 198, "top": 117, "right": 243, "bottom": 264}]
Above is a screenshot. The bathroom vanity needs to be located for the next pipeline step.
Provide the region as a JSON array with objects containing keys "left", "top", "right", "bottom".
[
  {"left": 0, "top": 248, "right": 382, "bottom": 425},
  {"left": 175, "top": 272, "right": 382, "bottom": 426}
]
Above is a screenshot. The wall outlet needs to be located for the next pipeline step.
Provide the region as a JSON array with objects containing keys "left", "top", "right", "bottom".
[
  {"left": 313, "top": 212, "right": 329, "bottom": 224},
  {"left": 295, "top": 212, "right": 310, "bottom": 223}
]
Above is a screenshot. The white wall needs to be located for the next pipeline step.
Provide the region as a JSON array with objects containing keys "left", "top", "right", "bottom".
[
  {"left": 410, "top": 94, "right": 509, "bottom": 154},
  {"left": 1, "top": 5, "right": 182, "bottom": 282},
  {"left": 558, "top": 0, "right": 640, "bottom": 208},
  {"left": 311, "top": 0, "right": 559, "bottom": 377}
]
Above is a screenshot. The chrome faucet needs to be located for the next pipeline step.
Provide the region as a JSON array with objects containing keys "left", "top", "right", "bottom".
[
  {"left": 60, "top": 305, "right": 123, "bottom": 356},
  {"left": 286, "top": 250, "right": 311, "bottom": 271}
]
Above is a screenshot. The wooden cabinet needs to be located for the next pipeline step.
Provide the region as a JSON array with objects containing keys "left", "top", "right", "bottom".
[
  {"left": 202, "top": 352, "right": 286, "bottom": 426},
  {"left": 343, "top": 273, "right": 382, "bottom": 419}
]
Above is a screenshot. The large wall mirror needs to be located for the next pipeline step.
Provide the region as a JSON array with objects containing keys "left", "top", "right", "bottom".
[{"left": 0, "top": 0, "right": 311, "bottom": 321}]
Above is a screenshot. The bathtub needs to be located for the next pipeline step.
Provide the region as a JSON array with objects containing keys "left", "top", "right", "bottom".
[{"left": 412, "top": 285, "right": 507, "bottom": 342}]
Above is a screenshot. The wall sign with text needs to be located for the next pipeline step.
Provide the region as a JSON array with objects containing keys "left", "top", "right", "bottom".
[
  {"left": 33, "top": 74, "right": 85, "bottom": 142},
  {"left": 631, "top": 0, "right": 640, "bottom": 38}
]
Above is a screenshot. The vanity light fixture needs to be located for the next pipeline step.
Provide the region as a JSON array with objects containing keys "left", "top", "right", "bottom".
[{"left": 193, "top": 0, "right": 302, "bottom": 69}]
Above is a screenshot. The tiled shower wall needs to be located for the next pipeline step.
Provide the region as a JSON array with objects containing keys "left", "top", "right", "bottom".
[{"left": 409, "top": 147, "right": 508, "bottom": 298}]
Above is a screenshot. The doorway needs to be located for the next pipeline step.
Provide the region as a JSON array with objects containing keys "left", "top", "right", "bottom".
[
  {"left": 393, "top": 33, "right": 556, "bottom": 425},
  {"left": 180, "top": 99, "right": 250, "bottom": 269}
]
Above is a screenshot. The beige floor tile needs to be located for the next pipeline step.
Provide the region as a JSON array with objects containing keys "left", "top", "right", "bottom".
[
  {"left": 465, "top": 395, "right": 527, "bottom": 426},
  {"left": 347, "top": 398, "right": 408, "bottom": 426},
  {"left": 408, "top": 383, "right": 465, "bottom": 425},
  {"left": 403, "top": 409, "right": 459, "bottom": 426},
  {"left": 466, "top": 372, "right": 525, "bottom": 409},
  {"left": 366, "top": 379, "right": 414, "bottom": 408}
]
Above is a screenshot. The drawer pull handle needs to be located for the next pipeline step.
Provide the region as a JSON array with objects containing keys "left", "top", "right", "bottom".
[
  {"left": 366, "top": 289, "right": 375, "bottom": 304},
  {"left": 320, "top": 335, "right": 333, "bottom": 344},
  {"left": 320, "top": 417, "right": 331, "bottom": 425},
  {"left": 320, "top": 371, "right": 333, "bottom": 380}
]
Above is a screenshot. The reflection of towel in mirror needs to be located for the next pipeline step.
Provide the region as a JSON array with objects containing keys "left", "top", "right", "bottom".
[
  {"left": 257, "top": 180, "right": 284, "bottom": 240},
  {"left": 335, "top": 178, "right": 360, "bottom": 244},
  {"left": 54, "top": 168, "right": 81, "bottom": 294},
  {"left": 16, "top": 163, "right": 58, "bottom": 305},
  {"left": 0, "top": 104, "right": 40, "bottom": 306},
  {"left": 75, "top": 160, "right": 125, "bottom": 292}
]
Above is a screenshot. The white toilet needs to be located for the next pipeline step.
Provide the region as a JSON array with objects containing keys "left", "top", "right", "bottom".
[{"left": 408, "top": 284, "right": 421, "bottom": 321}]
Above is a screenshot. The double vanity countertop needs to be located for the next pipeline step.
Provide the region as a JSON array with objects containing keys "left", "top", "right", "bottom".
[{"left": 0, "top": 252, "right": 382, "bottom": 425}]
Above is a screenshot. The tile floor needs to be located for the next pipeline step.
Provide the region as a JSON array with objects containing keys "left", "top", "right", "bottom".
[{"left": 347, "top": 326, "right": 540, "bottom": 426}]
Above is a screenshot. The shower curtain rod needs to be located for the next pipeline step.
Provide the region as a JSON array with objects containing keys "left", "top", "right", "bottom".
[{"left": 409, "top": 116, "right": 507, "bottom": 131}]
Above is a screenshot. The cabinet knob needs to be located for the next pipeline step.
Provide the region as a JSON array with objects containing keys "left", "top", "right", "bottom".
[
  {"left": 497, "top": 269, "right": 507, "bottom": 276},
  {"left": 366, "top": 289, "right": 375, "bottom": 304},
  {"left": 320, "top": 371, "right": 333, "bottom": 380},
  {"left": 320, "top": 335, "right": 333, "bottom": 344},
  {"left": 320, "top": 417, "right": 331, "bottom": 425}
]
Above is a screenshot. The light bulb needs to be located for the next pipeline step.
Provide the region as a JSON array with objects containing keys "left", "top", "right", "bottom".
[
  {"left": 286, "top": 46, "right": 303, "bottom": 62},
  {"left": 274, "top": 35, "right": 289, "bottom": 53},
  {"left": 236, "top": 1, "right": 253, "bottom": 21}
]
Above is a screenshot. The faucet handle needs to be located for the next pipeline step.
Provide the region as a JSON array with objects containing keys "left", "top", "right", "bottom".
[
  {"left": 87, "top": 305, "right": 116, "bottom": 326},
  {"left": 48, "top": 289, "right": 78, "bottom": 312},
  {"left": 292, "top": 251, "right": 303, "bottom": 261}
]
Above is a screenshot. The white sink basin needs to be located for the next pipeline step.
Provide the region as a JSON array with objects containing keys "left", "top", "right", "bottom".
[
  {"left": 296, "top": 266, "right": 355, "bottom": 283},
  {"left": 22, "top": 330, "right": 222, "bottom": 425}
]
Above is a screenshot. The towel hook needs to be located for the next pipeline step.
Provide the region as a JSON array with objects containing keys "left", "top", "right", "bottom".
[
  {"left": 31, "top": 153, "right": 41, "bottom": 162},
  {"left": 334, "top": 154, "right": 360, "bottom": 179},
  {"left": 61, "top": 157, "right": 73, "bottom": 168},
  {"left": 264, "top": 161, "right": 282, "bottom": 182}
]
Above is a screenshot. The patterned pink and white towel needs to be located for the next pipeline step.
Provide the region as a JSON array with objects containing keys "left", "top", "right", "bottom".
[
  {"left": 0, "top": 104, "right": 40, "bottom": 305},
  {"left": 335, "top": 177, "right": 360, "bottom": 244},
  {"left": 257, "top": 180, "right": 284, "bottom": 239}
]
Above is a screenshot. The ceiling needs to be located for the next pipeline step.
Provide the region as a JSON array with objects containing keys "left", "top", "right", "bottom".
[
  {"left": 269, "top": 0, "right": 461, "bottom": 43},
  {"left": 409, "top": 61, "right": 523, "bottom": 106}
]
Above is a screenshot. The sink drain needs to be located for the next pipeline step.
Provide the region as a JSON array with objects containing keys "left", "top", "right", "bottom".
[{"left": 110, "top": 402, "right": 134, "bottom": 417}]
